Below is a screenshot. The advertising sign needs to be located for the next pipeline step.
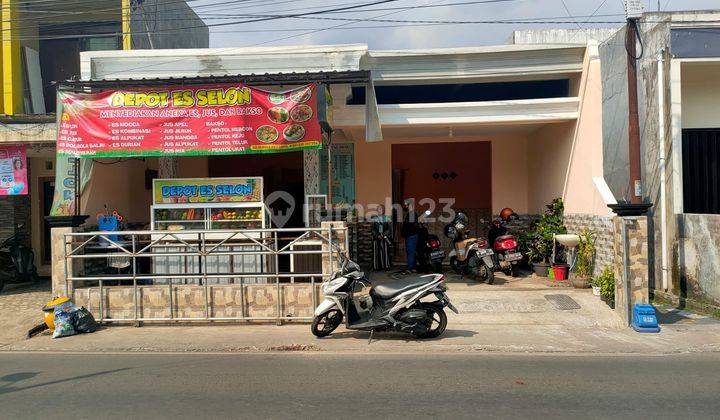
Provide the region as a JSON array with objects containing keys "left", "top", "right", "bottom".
[
  {"left": 153, "top": 177, "right": 263, "bottom": 204},
  {"left": 0, "top": 145, "right": 28, "bottom": 196},
  {"left": 57, "top": 83, "right": 322, "bottom": 158}
]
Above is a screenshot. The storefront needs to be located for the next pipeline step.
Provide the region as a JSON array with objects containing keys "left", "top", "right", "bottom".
[
  {"left": 43, "top": 41, "right": 613, "bottom": 281},
  {"left": 50, "top": 72, "right": 367, "bottom": 285}
]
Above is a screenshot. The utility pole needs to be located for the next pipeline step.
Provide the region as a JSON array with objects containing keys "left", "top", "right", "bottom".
[{"left": 625, "top": 0, "right": 644, "bottom": 204}]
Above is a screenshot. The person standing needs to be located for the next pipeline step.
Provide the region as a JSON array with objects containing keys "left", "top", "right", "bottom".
[
  {"left": 401, "top": 199, "right": 419, "bottom": 274},
  {"left": 371, "top": 205, "right": 392, "bottom": 271}
]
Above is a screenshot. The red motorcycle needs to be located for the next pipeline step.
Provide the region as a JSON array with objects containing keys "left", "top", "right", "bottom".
[{"left": 485, "top": 208, "right": 522, "bottom": 277}]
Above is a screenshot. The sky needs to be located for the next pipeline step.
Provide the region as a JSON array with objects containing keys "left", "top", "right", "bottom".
[{"left": 188, "top": 0, "right": 720, "bottom": 49}]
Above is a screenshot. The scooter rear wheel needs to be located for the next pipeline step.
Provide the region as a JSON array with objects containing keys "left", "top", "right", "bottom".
[
  {"left": 311, "top": 310, "right": 343, "bottom": 338},
  {"left": 414, "top": 303, "right": 447, "bottom": 339}
]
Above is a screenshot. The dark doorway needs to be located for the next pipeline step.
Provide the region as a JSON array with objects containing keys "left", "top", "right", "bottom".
[
  {"left": 682, "top": 128, "right": 720, "bottom": 214},
  {"left": 208, "top": 152, "right": 305, "bottom": 228},
  {"left": 41, "top": 178, "right": 55, "bottom": 264}
]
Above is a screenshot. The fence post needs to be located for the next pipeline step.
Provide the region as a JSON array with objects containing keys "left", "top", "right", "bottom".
[{"left": 52, "top": 227, "right": 75, "bottom": 298}]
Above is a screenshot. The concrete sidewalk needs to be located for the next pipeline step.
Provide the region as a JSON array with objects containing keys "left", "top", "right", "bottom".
[{"left": 2, "top": 279, "right": 719, "bottom": 354}]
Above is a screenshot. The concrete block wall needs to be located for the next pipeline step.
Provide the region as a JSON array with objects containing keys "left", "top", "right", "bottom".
[{"left": 564, "top": 213, "right": 614, "bottom": 278}]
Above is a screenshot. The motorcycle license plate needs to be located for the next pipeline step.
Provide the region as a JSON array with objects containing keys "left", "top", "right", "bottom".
[
  {"left": 431, "top": 250, "right": 445, "bottom": 259},
  {"left": 505, "top": 252, "right": 523, "bottom": 262},
  {"left": 477, "top": 249, "right": 494, "bottom": 257}
]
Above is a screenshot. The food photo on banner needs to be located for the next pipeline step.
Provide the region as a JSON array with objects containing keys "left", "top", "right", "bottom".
[
  {"left": 56, "top": 83, "right": 323, "bottom": 158},
  {"left": 0, "top": 145, "right": 28, "bottom": 196}
]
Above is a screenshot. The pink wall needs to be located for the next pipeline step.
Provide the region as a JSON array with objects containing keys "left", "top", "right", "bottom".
[{"left": 354, "top": 133, "right": 530, "bottom": 215}]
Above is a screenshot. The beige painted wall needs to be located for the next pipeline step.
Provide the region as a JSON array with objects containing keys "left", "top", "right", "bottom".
[
  {"left": 528, "top": 123, "right": 574, "bottom": 212},
  {"left": 81, "top": 156, "right": 209, "bottom": 225},
  {"left": 562, "top": 48, "right": 609, "bottom": 216},
  {"left": 526, "top": 43, "right": 609, "bottom": 216},
  {"left": 29, "top": 156, "right": 56, "bottom": 275},
  {"left": 681, "top": 62, "right": 720, "bottom": 129}
]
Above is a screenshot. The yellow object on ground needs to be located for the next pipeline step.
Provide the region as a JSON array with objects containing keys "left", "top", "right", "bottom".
[{"left": 42, "top": 296, "right": 72, "bottom": 330}]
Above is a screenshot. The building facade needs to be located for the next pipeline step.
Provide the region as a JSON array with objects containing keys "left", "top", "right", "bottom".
[
  {"left": 601, "top": 10, "right": 720, "bottom": 310},
  {"left": 0, "top": 0, "right": 208, "bottom": 275},
  {"left": 73, "top": 39, "right": 612, "bottom": 271}
]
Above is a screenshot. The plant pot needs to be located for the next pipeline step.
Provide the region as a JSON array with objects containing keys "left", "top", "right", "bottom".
[
  {"left": 571, "top": 277, "right": 590, "bottom": 289},
  {"left": 592, "top": 286, "right": 601, "bottom": 296},
  {"left": 552, "top": 264, "right": 569, "bottom": 280},
  {"left": 532, "top": 262, "right": 550, "bottom": 277}
]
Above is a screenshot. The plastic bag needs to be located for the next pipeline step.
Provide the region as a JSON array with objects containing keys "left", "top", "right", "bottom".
[
  {"left": 74, "top": 307, "right": 98, "bottom": 334},
  {"left": 52, "top": 301, "right": 77, "bottom": 339}
]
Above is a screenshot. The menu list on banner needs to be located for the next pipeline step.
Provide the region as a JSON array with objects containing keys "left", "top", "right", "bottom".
[{"left": 57, "top": 83, "right": 323, "bottom": 158}]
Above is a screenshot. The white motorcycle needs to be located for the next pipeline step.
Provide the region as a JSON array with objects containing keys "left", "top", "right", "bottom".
[{"left": 311, "top": 253, "right": 458, "bottom": 339}]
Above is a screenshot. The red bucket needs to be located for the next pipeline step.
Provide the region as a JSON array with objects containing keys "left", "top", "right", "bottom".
[{"left": 552, "top": 264, "right": 569, "bottom": 280}]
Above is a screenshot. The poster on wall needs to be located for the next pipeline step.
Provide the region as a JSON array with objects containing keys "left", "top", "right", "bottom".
[
  {"left": 56, "top": 83, "right": 323, "bottom": 158},
  {"left": 320, "top": 143, "right": 355, "bottom": 207},
  {"left": 0, "top": 145, "right": 28, "bottom": 196}
]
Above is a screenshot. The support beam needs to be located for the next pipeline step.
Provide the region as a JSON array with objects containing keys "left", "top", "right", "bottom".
[
  {"left": 1, "top": 0, "right": 23, "bottom": 115},
  {"left": 122, "top": 0, "right": 132, "bottom": 50}
]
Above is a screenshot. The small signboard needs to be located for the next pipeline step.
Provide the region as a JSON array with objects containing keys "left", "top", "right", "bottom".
[{"left": 153, "top": 177, "right": 263, "bottom": 204}]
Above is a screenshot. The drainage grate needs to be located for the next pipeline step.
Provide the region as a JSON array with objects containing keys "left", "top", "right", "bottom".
[{"left": 544, "top": 294, "right": 581, "bottom": 310}]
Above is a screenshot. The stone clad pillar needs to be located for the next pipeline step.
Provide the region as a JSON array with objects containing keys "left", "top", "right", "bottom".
[
  {"left": 159, "top": 157, "right": 179, "bottom": 178},
  {"left": 51, "top": 227, "right": 75, "bottom": 297},
  {"left": 613, "top": 216, "right": 649, "bottom": 325},
  {"left": 320, "top": 221, "right": 347, "bottom": 277}
]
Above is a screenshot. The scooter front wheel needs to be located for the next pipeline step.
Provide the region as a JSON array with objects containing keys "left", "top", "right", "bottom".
[{"left": 311, "top": 310, "right": 343, "bottom": 338}]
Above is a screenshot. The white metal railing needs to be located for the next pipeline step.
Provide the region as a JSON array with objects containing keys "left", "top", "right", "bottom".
[{"left": 62, "top": 226, "right": 348, "bottom": 324}]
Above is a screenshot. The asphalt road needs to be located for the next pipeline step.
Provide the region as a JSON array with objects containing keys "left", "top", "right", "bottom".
[{"left": 1, "top": 352, "right": 719, "bottom": 419}]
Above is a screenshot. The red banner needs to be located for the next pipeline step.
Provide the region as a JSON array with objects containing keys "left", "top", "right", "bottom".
[{"left": 56, "top": 83, "right": 322, "bottom": 158}]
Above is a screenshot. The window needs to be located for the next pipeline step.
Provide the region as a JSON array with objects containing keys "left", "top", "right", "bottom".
[
  {"left": 682, "top": 129, "right": 720, "bottom": 214},
  {"left": 347, "top": 80, "right": 570, "bottom": 105}
]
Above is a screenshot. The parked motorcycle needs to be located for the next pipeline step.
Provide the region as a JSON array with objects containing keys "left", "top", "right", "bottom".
[
  {"left": 416, "top": 210, "right": 444, "bottom": 273},
  {"left": 485, "top": 208, "right": 522, "bottom": 277},
  {"left": 444, "top": 213, "right": 495, "bottom": 284},
  {"left": 311, "top": 252, "right": 458, "bottom": 339},
  {"left": 0, "top": 227, "right": 39, "bottom": 293}
]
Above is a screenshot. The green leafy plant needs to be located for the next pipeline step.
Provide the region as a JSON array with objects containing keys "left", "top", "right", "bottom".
[
  {"left": 596, "top": 266, "right": 615, "bottom": 303},
  {"left": 519, "top": 198, "right": 567, "bottom": 264},
  {"left": 575, "top": 229, "right": 596, "bottom": 279}
]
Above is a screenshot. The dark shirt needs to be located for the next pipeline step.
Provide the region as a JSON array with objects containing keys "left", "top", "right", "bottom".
[{"left": 401, "top": 210, "right": 419, "bottom": 238}]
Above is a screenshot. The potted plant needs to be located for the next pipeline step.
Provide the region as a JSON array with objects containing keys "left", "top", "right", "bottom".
[
  {"left": 519, "top": 198, "right": 567, "bottom": 277},
  {"left": 591, "top": 278, "right": 601, "bottom": 296},
  {"left": 596, "top": 266, "right": 615, "bottom": 308},
  {"left": 571, "top": 229, "right": 595, "bottom": 289}
]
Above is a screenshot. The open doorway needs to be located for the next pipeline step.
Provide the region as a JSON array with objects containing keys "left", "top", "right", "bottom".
[{"left": 208, "top": 152, "right": 305, "bottom": 228}]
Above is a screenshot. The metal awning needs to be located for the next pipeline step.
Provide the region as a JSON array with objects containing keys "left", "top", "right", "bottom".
[{"left": 57, "top": 70, "right": 371, "bottom": 93}]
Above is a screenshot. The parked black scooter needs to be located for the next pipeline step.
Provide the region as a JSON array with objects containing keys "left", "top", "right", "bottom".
[
  {"left": 0, "top": 227, "right": 39, "bottom": 293},
  {"left": 416, "top": 211, "right": 444, "bottom": 273}
]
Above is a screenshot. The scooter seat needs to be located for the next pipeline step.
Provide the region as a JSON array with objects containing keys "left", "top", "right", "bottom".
[{"left": 371, "top": 276, "right": 435, "bottom": 300}]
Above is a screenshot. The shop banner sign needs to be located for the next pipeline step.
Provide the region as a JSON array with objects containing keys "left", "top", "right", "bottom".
[
  {"left": 153, "top": 177, "right": 262, "bottom": 204},
  {"left": 57, "top": 83, "right": 323, "bottom": 158},
  {"left": 0, "top": 145, "right": 28, "bottom": 196}
]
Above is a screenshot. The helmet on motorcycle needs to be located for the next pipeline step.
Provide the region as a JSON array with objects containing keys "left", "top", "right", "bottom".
[
  {"left": 444, "top": 224, "right": 458, "bottom": 240},
  {"left": 499, "top": 208, "right": 517, "bottom": 222}
]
